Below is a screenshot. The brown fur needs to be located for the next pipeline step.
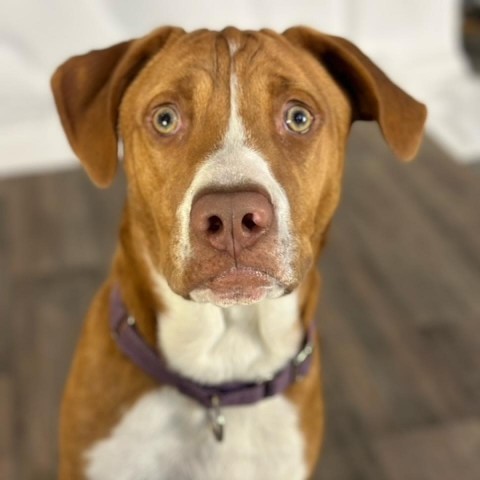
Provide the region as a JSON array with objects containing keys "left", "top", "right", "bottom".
[{"left": 52, "top": 26, "right": 426, "bottom": 479}]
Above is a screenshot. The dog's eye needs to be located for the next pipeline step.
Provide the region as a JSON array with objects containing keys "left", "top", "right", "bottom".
[
  {"left": 284, "top": 105, "right": 313, "bottom": 134},
  {"left": 152, "top": 105, "right": 181, "bottom": 135}
]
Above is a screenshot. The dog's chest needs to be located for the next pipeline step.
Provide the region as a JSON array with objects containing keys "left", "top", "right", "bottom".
[
  {"left": 86, "top": 283, "right": 306, "bottom": 479},
  {"left": 85, "top": 388, "right": 306, "bottom": 480}
]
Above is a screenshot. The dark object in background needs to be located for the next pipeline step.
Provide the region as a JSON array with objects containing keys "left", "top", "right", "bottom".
[{"left": 463, "top": 0, "right": 480, "bottom": 71}]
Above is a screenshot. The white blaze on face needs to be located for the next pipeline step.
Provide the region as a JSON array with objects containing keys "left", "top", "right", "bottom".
[{"left": 174, "top": 47, "right": 295, "bottom": 282}]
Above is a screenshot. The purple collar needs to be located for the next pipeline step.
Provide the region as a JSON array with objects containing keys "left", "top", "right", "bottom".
[{"left": 110, "top": 285, "right": 314, "bottom": 440}]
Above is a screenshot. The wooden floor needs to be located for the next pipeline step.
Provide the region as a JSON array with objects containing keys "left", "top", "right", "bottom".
[{"left": 1, "top": 123, "right": 479, "bottom": 479}]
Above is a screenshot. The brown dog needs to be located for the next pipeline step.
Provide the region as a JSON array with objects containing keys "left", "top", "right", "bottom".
[{"left": 52, "top": 26, "right": 426, "bottom": 479}]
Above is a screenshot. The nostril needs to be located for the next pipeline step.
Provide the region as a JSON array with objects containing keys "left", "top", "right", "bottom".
[
  {"left": 242, "top": 213, "right": 258, "bottom": 232},
  {"left": 207, "top": 215, "right": 223, "bottom": 234}
]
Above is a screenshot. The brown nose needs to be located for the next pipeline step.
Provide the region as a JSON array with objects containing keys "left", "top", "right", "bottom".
[{"left": 190, "top": 191, "right": 273, "bottom": 258}]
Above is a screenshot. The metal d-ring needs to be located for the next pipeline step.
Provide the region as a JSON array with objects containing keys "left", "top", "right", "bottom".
[
  {"left": 293, "top": 341, "right": 313, "bottom": 380},
  {"left": 208, "top": 395, "right": 226, "bottom": 442}
]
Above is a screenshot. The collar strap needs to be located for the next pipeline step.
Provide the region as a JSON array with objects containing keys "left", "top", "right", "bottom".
[{"left": 110, "top": 285, "right": 314, "bottom": 409}]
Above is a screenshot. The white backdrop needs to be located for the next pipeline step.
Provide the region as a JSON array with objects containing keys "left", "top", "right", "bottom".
[{"left": 1, "top": 0, "right": 479, "bottom": 176}]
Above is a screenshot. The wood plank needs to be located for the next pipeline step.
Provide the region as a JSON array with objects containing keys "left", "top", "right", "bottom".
[
  {"left": 313, "top": 125, "right": 480, "bottom": 479},
  {"left": 8, "top": 274, "right": 105, "bottom": 480},
  {"left": 374, "top": 419, "right": 480, "bottom": 480},
  {"left": 0, "top": 376, "right": 15, "bottom": 480},
  {"left": 1, "top": 168, "right": 125, "bottom": 278},
  {"left": 316, "top": 124, "right": 480, "bottom": 428},
  {"left": 313, "top": 304, "right": 391, "bottom": 480},
  {"left": 0, "top": 168, "right": 124, "bottom": 480}
]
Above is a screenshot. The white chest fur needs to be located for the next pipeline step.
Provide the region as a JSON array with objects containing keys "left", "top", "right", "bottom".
[
  {"left": 85, "top": 388, "right": 307, "bottom": 480},
  {"left": 85, "top": 279, "right": 307, "bottom": 479}
]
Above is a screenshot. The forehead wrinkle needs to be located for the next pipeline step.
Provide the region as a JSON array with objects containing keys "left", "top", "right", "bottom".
[
  {"left": 213, "top": 32, "right": 233, "bottom": 87},
  {"left": 234, "top": 32, "right": 262, "bottom": 62},
  {"left": 227, "top": 33, "right": 263, "bottom": 77},
  {"left": 163, "top": 31, "right": 221, "bottom": 81},
  {"left": 266, "top": 73, "right": 323, "bottom": 101},
  {"left": 237, "top": 53, "right": 333, "bottom": 114},
  {"left": 144, "top": 70, "right": 213, "bottom": 111}
]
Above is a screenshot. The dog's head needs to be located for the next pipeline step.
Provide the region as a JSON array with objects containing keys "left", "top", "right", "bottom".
[{"left": 52, "top": 26, "right": 426, "bottom": 307}]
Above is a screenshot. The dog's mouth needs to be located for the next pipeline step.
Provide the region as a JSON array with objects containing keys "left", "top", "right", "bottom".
[{"left": 188, "top": 267, "right": 286, "bottom": 307}]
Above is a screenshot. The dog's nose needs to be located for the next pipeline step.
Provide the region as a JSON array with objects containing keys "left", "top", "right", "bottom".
[{"left": 190, "top": 191, "right": 273, "bottom": 258}]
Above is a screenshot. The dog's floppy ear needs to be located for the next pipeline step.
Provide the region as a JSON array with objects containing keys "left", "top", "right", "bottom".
[
  {"left": 283, "top": 26, "right": 427, "bottom": 161},
  {"left": 51, "top": 27, "right": 184, "bottom": 187}
]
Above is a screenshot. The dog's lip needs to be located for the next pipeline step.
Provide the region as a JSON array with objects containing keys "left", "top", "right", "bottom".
[
  {"left": 199, "top": 267, "right": 277, "bottom": 289},
  {"left": 188, "top": 267, "right": 286, "bottom": 305}
]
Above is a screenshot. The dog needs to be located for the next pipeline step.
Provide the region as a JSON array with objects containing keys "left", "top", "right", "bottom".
[{"left": 51, "top": 26, "right": 426, "bottom": 479}]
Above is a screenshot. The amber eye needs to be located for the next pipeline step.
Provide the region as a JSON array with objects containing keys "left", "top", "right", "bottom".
[
  {"left": 152, "top": 105, "right": 180, "bottom": 135},
  {"left": 284, "top": 105, "right": 313, "bottom": 134}
]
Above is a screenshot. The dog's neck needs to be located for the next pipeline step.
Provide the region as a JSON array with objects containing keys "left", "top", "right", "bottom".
[
  {"left": 113, "top": 223, "right": 310, "bottom": 387},
  {"left": 151, "top": 273, "right": 303, "bottom": 385}
]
